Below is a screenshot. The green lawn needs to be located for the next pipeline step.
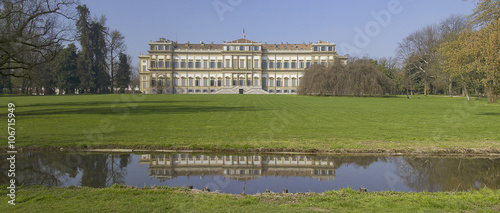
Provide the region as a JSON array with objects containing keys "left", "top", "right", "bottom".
[
  {"left": 2, "top": 185, "right": 499, "bottom": 212},
  {"left": 1, "top": 94, "right": 499, "bottom": 152}
]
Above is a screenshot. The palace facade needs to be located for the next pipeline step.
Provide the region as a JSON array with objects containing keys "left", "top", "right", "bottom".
[{"left": 139, "top": 38, "right": 347, "bottom": 94}]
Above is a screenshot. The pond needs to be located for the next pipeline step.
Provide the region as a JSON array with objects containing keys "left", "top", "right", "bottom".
[{"left": 1, "top": 152, "right": 498, "bottom": 194}]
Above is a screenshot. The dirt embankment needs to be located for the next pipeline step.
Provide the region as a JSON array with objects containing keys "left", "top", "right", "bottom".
[{"left": 3, "top": 145, "right": 500, "bottom": 157}]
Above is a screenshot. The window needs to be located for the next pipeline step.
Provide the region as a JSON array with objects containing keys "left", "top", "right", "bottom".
[
  {"left": 233, "top": 46, "right": 237, "bottom": 50},
  {"left": 165, "top": 61, "right": 171, "bottom": 68},
  {"left": 210, "top": 61, "right": 215, "bottom": 68},
  {"left": 262, "top": 61, "right": 267, "bottom": 69},
  {"left": 247, "top": 80, "right": 251, "bottom": 86},
  {"left": 269, "top": 79, "right": 274, "bottom": 87},
  {"left": 217, "top": 80, "right": 222, "bottom": 86},
  {"left": 284, "top": 61, "right": 289, "bottom": 68},
  {"left": 150, "top": 45, "right": 156, "bottom": 50},
  {"left": 217, "top": 62, "right": 222, "bottom": 68},
  {"left": 166, "top": 79, "right": 170, "bottom": 86},
  {"left": 239, "top": 80, "right": 244, "bottom": 86},
  {"left": 277, "top": 62, "right": 282, "bottom": 69},
  {"left": 165, "top": 46, "right": 170, "bottom": 51},
  {"left": 292, "top": 79, "right": 296, "bottom": 87},
  {"left": 174, "top": 79, "right": 178, "bottom": 86},
  {"left": 284, "top": 79, "right": 288, "bottom": 87},
  {"left": 239, "top": 46, "right": 245, "bottom": 51},
  {"left": 321, "top": 46, "right": 326, "bottom": 51},
  {"left": 158, "top": 60, "right": 164, "bottom": 67},
  {"left": 276, "top": 79, "right": 282, "bottom": 87},
  {"left": 174, "top": 61, "right": 179, "bottom": 68},
  {"left": 299, "top": 62, "right": 304, "bottom": 68},
  {"left": 233, "top": 61, "right": 237, "bottom": 68},
  {"left": 226, "top": 79, "right": 230, "bottom": 86},
  {"left": 291, "top": 61, "right": 297, "bottom": 68},
  {"left": 254, "top": 60, "right": 259, "bottom": 68},
  {"left": 328, "top": 46, "right": 334, "bottom": 51},
  {"left": 142, "top": 65, "right": 146, "bottom": 71},
  {"left": 254, "top": 46, "right": 260, "bottom": 51},
  {"left": 142, "top": 82, "right": 146, "bottom": 88},
  {"left": 150, "top": 61, "right": 157, "bottom": 68},
  {"left": 158, "top": 79, "right": 163, "bottom": 86},
  {"left": 306, "top": 62, "right": 311, "bottom": 68},
  {"left": 232, "top": 80, "right": 237, "bottom": 86},
  {"left": 313, "top": 46, "right": 318, "bottom": 51},
  {"left": 269, "top": 61, "right": 274, "bottom": 68},
  {"left": 195, "top": 79, "right": 200, "bottom": 86},
  {"left": 188, "top": 61, "right": 194, "bottom": 68},
  {"left": 240, "top": 60, "right": 244, "bottom": 68},
  {"left": 203, "top": 79, "right": 207, "bottom": 86},
  {"left": 142, "top": 76, "right": 147, "bottom": 80},
  {"left": 247, "top": 61, "right": 251, "bottom": 68},
  {"left": 210, "top": 79, "right": 215, "bottom": 86},
  {"left": 195, "top": 61, "right": 201, "bottom": 68},
  {"left": 254, "top": 79, "right": 258, "bottom": 86},
  {"left": 151, "top": 80, "right": 156, "bottom": 87},
  {"left": 158, "top": 45, "right": 164, "bottom": 50},
  {"left": 262, "top": 78, "right": 267, "bottom": 87},
  {"left": 203, "top": 61, "right": 208, "bottom": 68},
  {"left": 181, "top": 78, "right": 186, "bottom": 86},
  {"left": 180, "top": 61, "right": 186, "bottom": 68},
  {"left": 189, "top": 78, "right": 193, "bottom": 86},
  {"left": 225, "top": 60, "right": 230, "bottom": 68}
]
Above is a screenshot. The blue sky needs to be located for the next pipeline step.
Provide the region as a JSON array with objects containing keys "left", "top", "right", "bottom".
[{"left": 81, "top": 0, "right": 478, "bottom": 67}]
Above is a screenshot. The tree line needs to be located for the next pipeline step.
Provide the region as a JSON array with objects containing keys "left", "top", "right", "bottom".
[
  {"left": 300, "top": 0, "right": 499, "bottom": 103},
  {"left": 0, "top": 0, "right": 134, "bottom": 95},
  {"left": 298, "top": 60, "right": 395, "bottom": 96}
]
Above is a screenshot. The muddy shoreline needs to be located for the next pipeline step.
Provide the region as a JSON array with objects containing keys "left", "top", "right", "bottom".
[{"left": 3, "top": 145, "right": 500, "bottom": 157}]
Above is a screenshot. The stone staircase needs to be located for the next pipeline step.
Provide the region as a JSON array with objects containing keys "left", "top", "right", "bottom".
[{"left": 213, "top": 86, "right": 268, "bottom": 94}]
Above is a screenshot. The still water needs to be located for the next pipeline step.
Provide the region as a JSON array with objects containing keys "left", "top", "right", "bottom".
[{"left": 1, "top": 152, "right": 498, "bottom": 194}]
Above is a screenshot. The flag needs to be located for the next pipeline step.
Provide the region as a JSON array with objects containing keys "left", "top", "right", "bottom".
[{"left": 243, "top": 28, "right": 246, "bottom": 38}]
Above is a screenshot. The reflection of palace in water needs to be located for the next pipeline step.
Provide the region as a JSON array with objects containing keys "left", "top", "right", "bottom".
[{"left": 140, "top": 154, "right": 337, "bottom": 181}]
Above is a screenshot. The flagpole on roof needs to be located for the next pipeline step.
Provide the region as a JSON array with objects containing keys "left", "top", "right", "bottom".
[{"left": 243, "top": 28, "right": 246, "bottom": 38}]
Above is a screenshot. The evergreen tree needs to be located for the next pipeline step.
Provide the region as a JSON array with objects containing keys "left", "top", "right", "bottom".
[
  {"left": 76, "top": 5, "right": 93, "bottom": 93},
  {"left": 75, "top": 5, "right": 109, "bottom": 93},
  {"left": 54, "top": 44, "right": 79, "bottom": 94},
  {"left": 116, "top": 53, "right": 131, "bottom": 92},
  {"left": 90, "top": 17, "right": 110, "bottom": 93}
]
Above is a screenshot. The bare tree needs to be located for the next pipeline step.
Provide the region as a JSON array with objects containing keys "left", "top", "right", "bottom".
[
  {"left": 107, "top": 30, "right": 125, "bottom": 93},
  {"left": 0, "top": 0, "right": 77, "bottom": 74}
]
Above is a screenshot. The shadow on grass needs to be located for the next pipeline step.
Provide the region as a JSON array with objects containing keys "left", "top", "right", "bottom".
[
  {"left": 18, "top": 100, "right": 209, "bottom": 108},
  {"left": 477, "top": 112, "right": 500, "bottom": 116},
  {"left": 14, "top": 105, "right": 264, "bottom": 116}
]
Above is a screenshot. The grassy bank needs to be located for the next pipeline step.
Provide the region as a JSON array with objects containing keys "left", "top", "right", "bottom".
[
  {"left": 0, "top": 94, "right": 499, "bottom": 153},
  {"left": 1, "top": 185, "right": 499, "bottom": 212}
]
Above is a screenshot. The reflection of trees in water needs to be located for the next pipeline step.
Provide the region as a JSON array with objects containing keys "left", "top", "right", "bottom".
[
  {"left": 0, "top": 153, "right": 77, "bottom": 186},
  {"left": 393, "top": 157, "right": 499, "bottom": 192},
  {"left": 0, "top": 153, "right": 131, "bottom": 188},
  {"left": 332, "top": 156, "right": 385, "bottom": 169}
]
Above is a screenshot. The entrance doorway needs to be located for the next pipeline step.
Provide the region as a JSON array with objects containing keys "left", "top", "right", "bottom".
[{"left": 239, "top": 89, "right": 244, "bottom": 94}]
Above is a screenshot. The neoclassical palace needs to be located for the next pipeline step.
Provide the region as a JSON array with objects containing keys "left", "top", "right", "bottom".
[{"left": 139, "top": 38, "right": 347, "bottom": 94}]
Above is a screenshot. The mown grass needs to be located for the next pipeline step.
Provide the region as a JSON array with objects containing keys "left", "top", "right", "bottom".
[
  {"left": 1, "top": 185, "right": 499, "bottom": 212},
  {"left": 0, "top": 94, "right": 499, "bottom": 152}
]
